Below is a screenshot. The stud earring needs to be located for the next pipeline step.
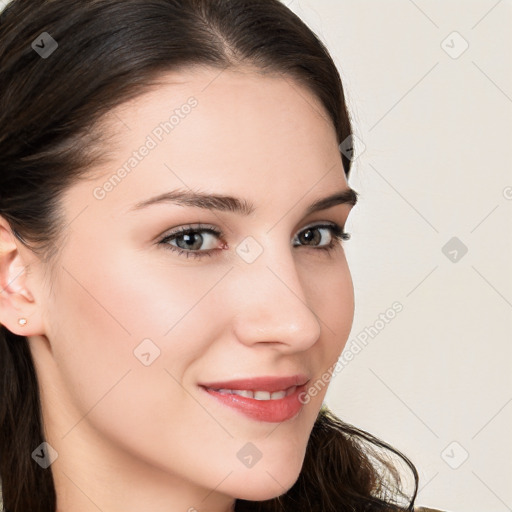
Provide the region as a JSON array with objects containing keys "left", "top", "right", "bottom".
[{"left": 18, "top": 318, "right": 27, "bottom": 326}]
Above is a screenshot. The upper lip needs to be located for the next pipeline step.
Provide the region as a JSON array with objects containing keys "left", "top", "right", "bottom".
[{"left": 200, "top": 374, "right": 310, "bottom": 393}]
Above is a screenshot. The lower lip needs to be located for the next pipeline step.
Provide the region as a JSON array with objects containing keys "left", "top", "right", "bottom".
[{"left": 200, "top": 384, "right": 307, "bottom": 423}]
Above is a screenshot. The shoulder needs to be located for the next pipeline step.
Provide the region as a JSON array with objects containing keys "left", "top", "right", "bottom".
[{"left": 415, "top": 507, "right": 451, "bottom": 512}]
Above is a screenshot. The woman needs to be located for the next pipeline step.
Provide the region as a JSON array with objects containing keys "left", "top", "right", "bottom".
[{"left": 0, "top": 0, "right": 447, "bottom": 511}]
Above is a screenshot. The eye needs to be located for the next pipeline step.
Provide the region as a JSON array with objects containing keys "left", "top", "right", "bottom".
[
  {"left": 293, "top": 223, "right": 350, "bottom": 254},
  {"left": 158, "top": 224, "right": 222, "bottom": 259},
  {"left": 158, "top": 222, "right": 351, "bottom": 259}
]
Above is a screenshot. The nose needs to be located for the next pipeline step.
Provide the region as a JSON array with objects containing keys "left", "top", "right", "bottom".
[{"left": 229, "top": 240, "right": 322, "bottom": 353}]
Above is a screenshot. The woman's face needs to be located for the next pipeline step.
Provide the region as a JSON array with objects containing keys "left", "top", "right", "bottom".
[{"left": 26, "top": 66, "right": 356, "bottom": 510}]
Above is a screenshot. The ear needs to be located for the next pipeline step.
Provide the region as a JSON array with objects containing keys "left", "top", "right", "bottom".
[{"left": 0, "top": 216, "right": 45, "bottom": 336}]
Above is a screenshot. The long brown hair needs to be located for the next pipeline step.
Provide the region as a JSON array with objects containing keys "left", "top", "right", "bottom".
[{"left": 0, "top": 1, "right": 418, "bottom": 510}]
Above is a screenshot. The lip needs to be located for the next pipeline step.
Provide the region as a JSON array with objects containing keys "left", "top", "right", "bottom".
[
  {"left": 199, "top": 374, "right": 310, "bottom": 393},
  {"left": 198, "top": 374, "right": 310, "bottom": 423}
]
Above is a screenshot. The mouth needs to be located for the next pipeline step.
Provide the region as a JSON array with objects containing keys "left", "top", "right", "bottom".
[{"left": 198, "top": 374, "right": 310, "bottom": 423}]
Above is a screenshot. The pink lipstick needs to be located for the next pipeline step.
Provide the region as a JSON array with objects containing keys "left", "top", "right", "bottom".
[{"left": 199, "top": 375, "right": 309, "bottom": 423}]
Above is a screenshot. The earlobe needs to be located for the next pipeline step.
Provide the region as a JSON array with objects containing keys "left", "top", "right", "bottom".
[{"left": 0, "top": 217, "right": 45, "bottom": 336}]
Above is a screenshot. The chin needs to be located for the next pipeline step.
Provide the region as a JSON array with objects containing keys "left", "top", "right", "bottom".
[{"left": 230, "top": 463, "right": 303, "bottom": 502}]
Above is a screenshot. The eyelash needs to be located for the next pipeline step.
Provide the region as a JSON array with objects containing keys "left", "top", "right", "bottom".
[{"left": 158, "top": 223, "right": 351, "bottom": 260}]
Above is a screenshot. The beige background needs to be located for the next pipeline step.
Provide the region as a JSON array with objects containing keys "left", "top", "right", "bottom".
[
  {"left": 1, "top": 1, "right": 511, "bottom": 511},
  {"left": 282, "top": 1, "right": 511, "bottom": 511}
]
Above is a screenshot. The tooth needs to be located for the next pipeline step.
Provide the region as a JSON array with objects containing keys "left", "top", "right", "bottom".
[
  {"left": 231, "top": 389, "right": 254, "bottom": 398},
  {"left": 253, "top": 391, "right": 271, "bottom": 400},
  {"left": 210, "top": 388, "right": 292, "bottom": 400},
  {"left": 285, "top": 386, "right": 296, "bottom": 397}
]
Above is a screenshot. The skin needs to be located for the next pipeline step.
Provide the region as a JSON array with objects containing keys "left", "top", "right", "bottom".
[{"left": 0, "top": 65, "right": 355, "bottom": 512}]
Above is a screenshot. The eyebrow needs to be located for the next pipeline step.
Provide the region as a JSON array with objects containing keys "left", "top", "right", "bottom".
[{"left": 129, "top": 187, "right": 358, "bottom": 216}]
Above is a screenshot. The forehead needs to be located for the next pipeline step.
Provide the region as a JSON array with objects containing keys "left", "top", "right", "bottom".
[
  {"left": 102, "top": 66, "right": 337, "bottom": 158},
  {"left": 67, "top": 66, "right": 347, "bottom": 217}
]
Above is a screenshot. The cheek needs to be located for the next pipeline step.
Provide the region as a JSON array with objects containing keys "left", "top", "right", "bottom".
[
  {"left": 298, "top": 257, "right": 354, "bottom": 405},
  {"left": 47, "top": 245, "right": 223, "bottom": 419},
  {"left": 54, "top": 242, "right": 220, "bottom": 349},
  {"left": 46, "top": 251, "right": 223, "bottom": 470},
  {"left": 306, "top": 254, "right": 354, "bottom": 350}
]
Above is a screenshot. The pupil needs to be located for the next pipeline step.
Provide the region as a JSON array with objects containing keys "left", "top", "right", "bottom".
[
  {"left": 181, "top": 233, "right": 201, "bottom": 249},
  {"left": 301, "top": 229, "right": 319, "bottom": 245}
]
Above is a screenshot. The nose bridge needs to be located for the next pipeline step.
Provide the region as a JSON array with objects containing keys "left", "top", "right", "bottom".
[{"left": 229, "top": 234, "right": 322, "bottom": 350}]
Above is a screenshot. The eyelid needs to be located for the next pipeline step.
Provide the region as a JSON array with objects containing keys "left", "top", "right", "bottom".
[
  {"left": 157, "top": 220, "right": 350, "bottom": 258},
  {"left": 159, "top": 220, "right": 343, "bottom": 238},
  {"left": 158, "top": 223, "right": 221, "bottom": 239},
  {"left": 293, "top": 221, "right": 350, "bottom": 243}
]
